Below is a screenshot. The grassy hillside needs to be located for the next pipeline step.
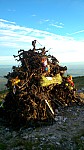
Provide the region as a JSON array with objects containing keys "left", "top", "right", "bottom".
[
  {"left": 73, "top": 76, "right": 84, "bottom": 90},
  {"left": 0, "top": 78, "right": 7, "bottom": 91}
]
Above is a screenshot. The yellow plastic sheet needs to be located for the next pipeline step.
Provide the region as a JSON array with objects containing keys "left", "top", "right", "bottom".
[
  {"left": 11, "top": 77, "right": 20, "bottom": 86},
  {"left": 40, "top": 73, "right": 62, "bottom": 87}
]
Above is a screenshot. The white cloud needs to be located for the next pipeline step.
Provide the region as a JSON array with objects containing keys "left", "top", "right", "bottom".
[
  {"left": 39, "top": 19, "right": 64, "bottom": 29},
  {"left": 50, "top": 23, "right": 64, "bottom": 28},
  {"left": 31, "top": 14, "right": 36, "bottom": 17},
  {"left": 67, "top": 29, "right": 84, "bottom": 35},
  {"left": 0, "top": 18, "right": 15, "bottom": 24},
  {"left": 39, "top": 19, "right": 50, "bottom": 24},
  {"left": 0, "top": 18, "right": 84, "bottom": 64}
]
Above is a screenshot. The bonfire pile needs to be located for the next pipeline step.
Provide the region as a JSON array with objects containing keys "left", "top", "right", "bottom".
[{"left": 3, "top": 40, "right": 82, "bottom": 127}]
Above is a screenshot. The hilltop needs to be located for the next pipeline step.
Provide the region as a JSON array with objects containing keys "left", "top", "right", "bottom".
[{"left": 0, "top": 76, "right": 84, "bottom": 150}]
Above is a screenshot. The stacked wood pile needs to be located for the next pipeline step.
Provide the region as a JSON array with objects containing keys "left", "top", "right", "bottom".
[{"left": 3, "top": 40, "right": 82, "bottom": 127}]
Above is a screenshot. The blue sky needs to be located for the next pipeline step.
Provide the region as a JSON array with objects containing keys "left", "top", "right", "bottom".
[{"left": 0, "top": 0, "right": 84, "bottom": 65}]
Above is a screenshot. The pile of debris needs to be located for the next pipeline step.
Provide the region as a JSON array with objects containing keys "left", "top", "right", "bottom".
[{"left": 2, "top": 40, "right": 83, "bottom": 127}]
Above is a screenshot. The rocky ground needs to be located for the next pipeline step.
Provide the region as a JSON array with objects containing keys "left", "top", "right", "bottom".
[{"left": 0, "top": 95, "right": 84, "bottom": 150}]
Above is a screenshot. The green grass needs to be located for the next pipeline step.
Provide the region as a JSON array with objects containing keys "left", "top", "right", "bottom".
[
  {"left": 0, "top": 78, "right": 7, "bottom": 91},
  {"left": 73, "top": 76, "right": 84, "bottom": 89},
  {"left": 0, "top": 90, "right": 8, "bottom": 101},
  {"left": 72, "top": 131, "right": 84, "bottom": 150},
  {"left": 0, "top": 142, "right": 7, "bottom": 150}
]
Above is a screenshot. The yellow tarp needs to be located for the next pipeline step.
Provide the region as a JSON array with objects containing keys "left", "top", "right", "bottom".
[
  {"left": 10, "top": 77, "right": 20, "bottom": 86},
  {"left": 40, "top": 73, "right": 62, "bottom": 87}
]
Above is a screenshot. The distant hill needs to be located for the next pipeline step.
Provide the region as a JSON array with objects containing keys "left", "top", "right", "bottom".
[
  {"left": 0, "top": 65, "right": 12, "bottom": 77},
  {"left": 73, "top": 76, "right": 84, "bottom": 90},
  {"left": 0, "top": 66, "right": 11, "bottom": 91},
  {"left": 0, "top": 78, "right": 7, "bottom": 91}
]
